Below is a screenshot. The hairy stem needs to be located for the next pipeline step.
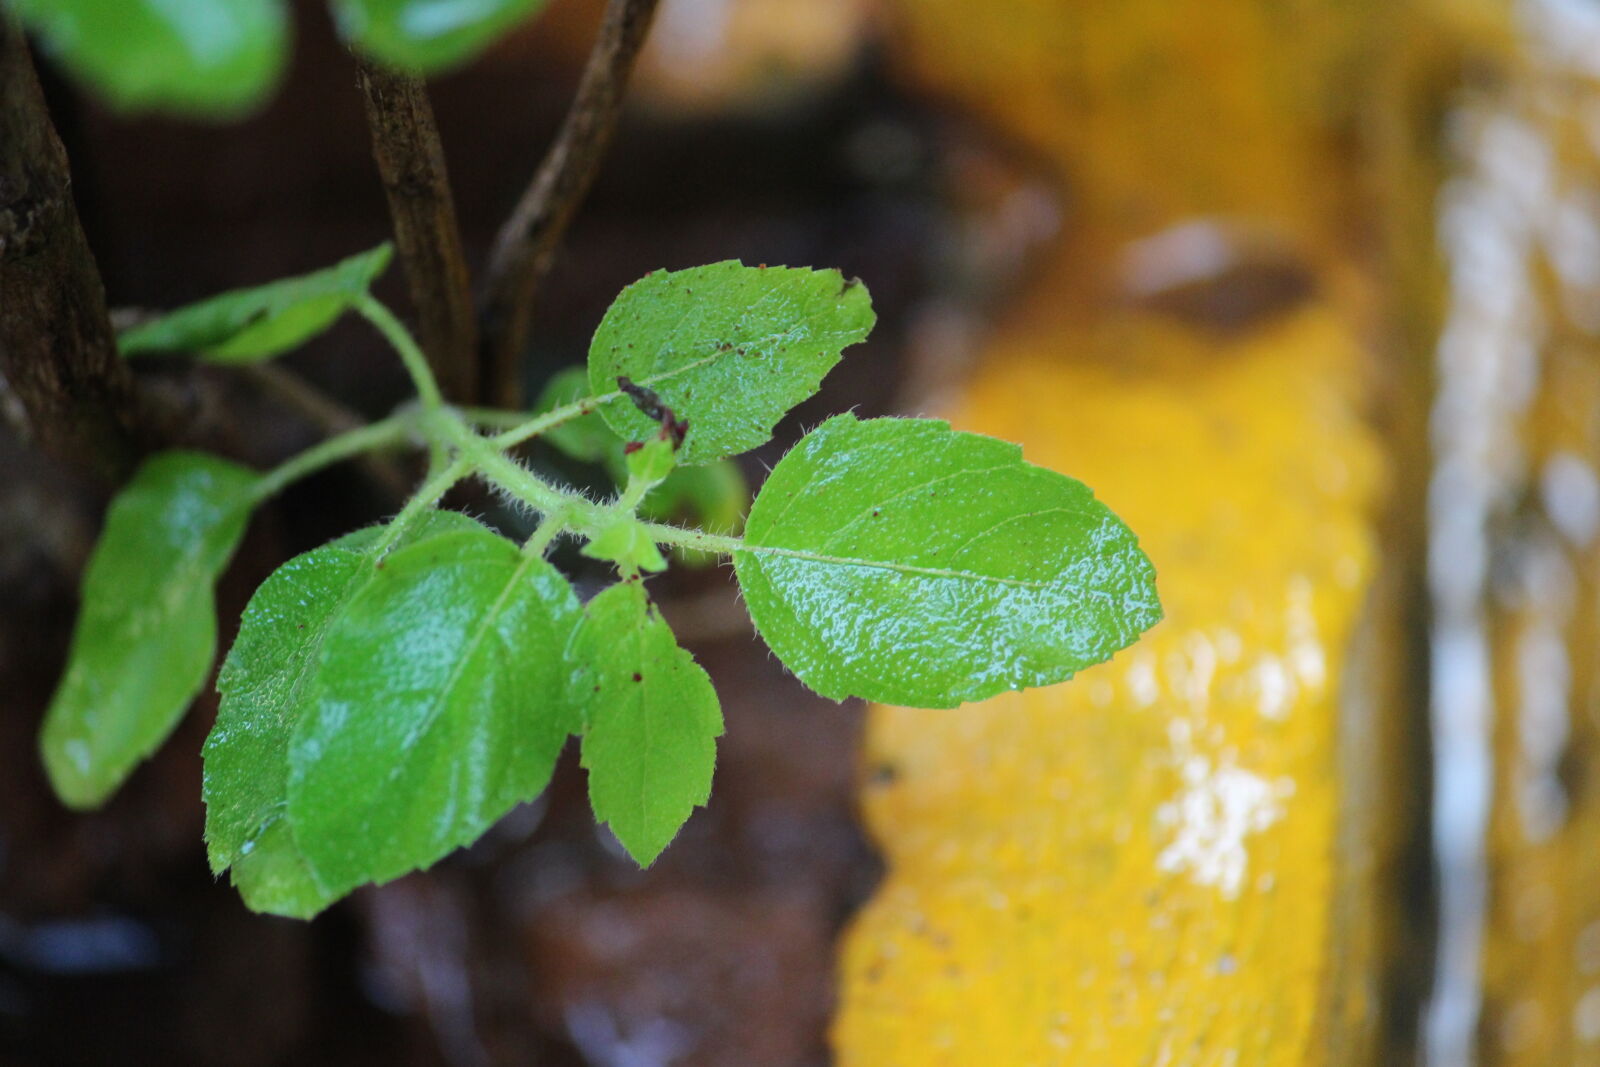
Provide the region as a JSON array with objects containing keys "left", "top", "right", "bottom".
[
  {"left": 640, "top": 522, "right": 741, "bottom": 556},
  {"left": 373, "top": 457, "right": 471, "bottom": 556},
  {"left": 251, "top": 415, "right": 414, "bottom": 503},
  {"left": 359, "top": 297, "right": 445, "bottom": 411},
  {"left": 432, "top": 410, "right": 600, "bottom": 524},
  {"left": 356, "top": 58, "right": 479, "bottom": 403},
  {"left": 478, "top": 0, "right": 662, "bottom": 408},
  {"left": 485, "top": 391, "right": 611, "bottom": 449},
  {"left": 524, "top": 509, "right": 568, "bottom": 557}
]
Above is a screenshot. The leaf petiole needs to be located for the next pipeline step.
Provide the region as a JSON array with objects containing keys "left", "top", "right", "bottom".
[
  {"left": 371, "top": 458, "right": 471, "bottom": 556},
  {"left": 356, "top": 296, "right": 445, "bottom": 411},
  {"left": 523, "top": 510, "right": 568, "bottom": 557},
  {"left": 431, "top": 409, "right": 601, "bottom": 524},
  {"left": 483, "top": 390, "right": 617, "bottom": 450},
  {"left": 251, "top": 415, "right": 414, "bottom": 504},
  {"left": 637, "top": 522, "right": 741, "bottom": 557}
]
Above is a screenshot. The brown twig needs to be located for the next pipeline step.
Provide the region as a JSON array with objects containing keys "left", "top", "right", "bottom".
[
  {"left": 0, "top": 18, "right": 145, "bottom": 478},
  {"left": 478, "top": 0, "right": 661, "bottom": 409},
  {"left": 356, "top": 57, "right": 480, "bottom": 403}
]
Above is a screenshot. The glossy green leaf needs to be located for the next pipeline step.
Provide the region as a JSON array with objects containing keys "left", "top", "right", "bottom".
[
  {"left": 733, "top": 414, "right": 1162, "bottom": 708},
  {"left": 286, "top": 523, "right": 581, "bottom": 899},
  {"left": 330, "top": 0, "right": 549, "bottom": 74},
  {"left": 203, "top": 511, "right": 486, "bottom": 918},
  {"left": 118, "top": 244, "right": 393, "bottom": 363},
  {"left": 41, "top": 453, "right": 258, "bottom": 809},
  {"left": 9, "top": 0, "right": 288, "bottom": 117},
  {"left": 572, "top": 582, "right": 722, "bottom": 866},
  {"left": 588, "top": 261, "right": 876, "bottom": 463}
]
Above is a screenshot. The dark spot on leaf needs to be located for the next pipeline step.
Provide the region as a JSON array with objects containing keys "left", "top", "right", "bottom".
[
  {"left": 593, "top": 684, "right": 601, "bottom": 692},
  {"left": 632, "top": 672, "right": 643, "bottom": 682},
  {"left": 868, "top": 763, "right": 899, "bottom": 786}
]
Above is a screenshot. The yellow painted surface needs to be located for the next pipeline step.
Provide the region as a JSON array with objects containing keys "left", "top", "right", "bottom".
[
  {"left": 879, "top": 0, "right": 1378, "bottom": 260},
  {"left": 834, "top": 293, "right": 1387, "bottom": 1064},
  {"left": 835, "top": 0, "right": 1416, "bottom": 1062}
]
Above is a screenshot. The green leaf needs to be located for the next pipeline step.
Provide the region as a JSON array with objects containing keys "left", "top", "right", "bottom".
[
  {"left": 8, "top": 0, "right": 288, "bottom": 118},
  {"left": 580, "top": 516, "right": 668, "bottom": 574},
  {"left": 733, "top": 414, "right": 1162, "bottom": 708},
  {"left": 330, "top": 0, "right": 550, "bottom": 73},
  {"left": 118, "top": 244, "right": 394, "bottom": 363},
  {"left": 624, "top": 438, "right": 677, "bottom": 487},
  {"left": 40, "top": 453, "right": 258, "bottom": 809},
  {"left": 286, "top": 523, "right": 581, "bottom": 899},
  {"left": 588, "top": 261, "right": 876, "bottom": 464},
  {"left": 203, "top": 511, "right": 486, "bottom": 918},
  {"left": 571, "top": 582, "right": 722, "bottom": 866}
]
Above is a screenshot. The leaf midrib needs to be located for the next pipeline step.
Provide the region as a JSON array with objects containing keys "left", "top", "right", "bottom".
[{"left": 739, "top": 541, "right": 1123, "bottom": 597}]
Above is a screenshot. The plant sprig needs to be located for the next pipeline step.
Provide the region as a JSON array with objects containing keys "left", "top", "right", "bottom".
[{"left": 37, "top": 250, "right": 1162, "bottom": 918}]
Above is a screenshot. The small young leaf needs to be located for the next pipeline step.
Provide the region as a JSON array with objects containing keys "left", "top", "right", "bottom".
[
  {"left": 203, "top": 511, "right": 486, "bottom": 918},
  {"left": 581, "top": 516, "right": 669, "bottom": 574},
  {"left": 624, "top": 438, "right": 677, "bottom": 487},
  {"left": 118, "top": 244, "right": 394, "bottom": 363},
  {"left": 734, "top": 414, "right": 1162, "bottom": 708},
  {"left": 588, "top": 261, "right": 876, "bottom": 463},
  {"left": 330, "top": 0, "right": 550, "bottom": 73},
  {"left": 572, "top": 582, "right": 722, "bottom": 866},
  {"left": 287, "top": 524, "right": 581, "bottom": 899},
  {"left": 532, "top": 365, "right": 750, "bottom": 557},
  {"left": 8, "top": 0, "right": 288, "bottom": 117},
  {"left": 41, "top": 453, "right": 258, "bottom": 809}
]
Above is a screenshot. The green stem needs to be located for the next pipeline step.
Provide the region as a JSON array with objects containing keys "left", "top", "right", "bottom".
[
  {"left": 432, "top": 411, "right": 601, "bottom": 525},
  {"left": 486, "top": 388, "right": 624, "bottom": 450},
  {"left": 371, "top": 458, "right": 469, "bottom": 555},
  {"left": 251, "top": 415, "right": 412, "bottom": 503},
  {"left": 357, "top": 296, "right": 445, "bottom": 412},
  {"left": 524, "top": 510, "right": 568, "bottom": 557},
  {"left": 617, "top": 468, "right": 659, "bottom": 512},
  {"left": 639, "top": 521, "right": 742, "bottom": 556}
]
